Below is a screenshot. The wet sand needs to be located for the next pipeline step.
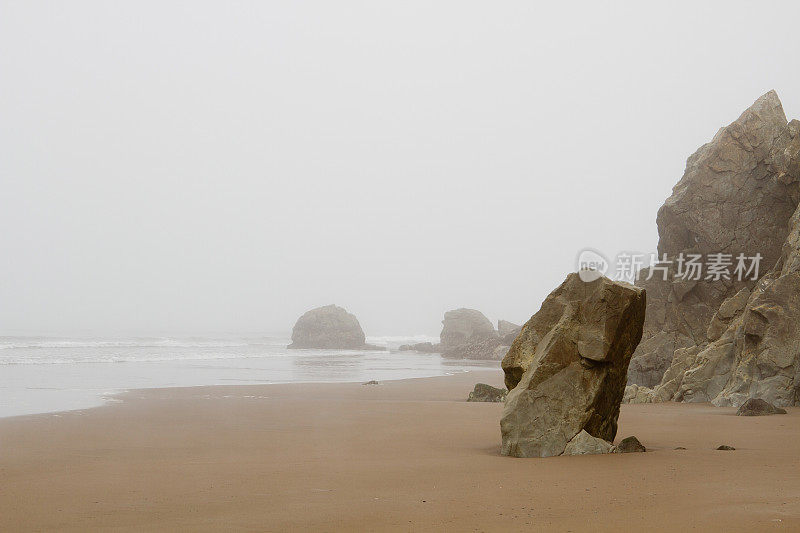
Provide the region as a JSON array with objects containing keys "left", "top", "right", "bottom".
[{"left": 1, "top": 370, "right": 799, "bottom": 531}]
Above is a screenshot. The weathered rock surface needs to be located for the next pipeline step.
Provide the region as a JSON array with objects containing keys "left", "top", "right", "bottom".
[
  {"left": 623, "top": 384, "right": 653, "bottom": 404},
  {"left": 491, "top": 345, "right": 510, "bottom": 361},
  {"left": 500, "top": 274, "right": 646, "bottom": 458},
  {"left": 627, "top": 91, "right": 800, "bottom": 408},
  {"left": 717, "top": 445, "right": 735, "bottom": 451},
  {"left": 467, "top": 383, "right": 507, "bottom": 403},
  {"left": 711, "top": 269, "right": 800, "bottom": 407},
  {"left": 612, "top": 436, "right": 646, "bottom": 453},
  {"left": 288, "top": 304, "right": 375, "bottom": 349},
  {"left": 736, "top": 398, "right": 787, "bottom": 416},
  {"left": 627, "top": 329, "right": 693, "bottom": 389},
  {"left": 442, "top": 336, "right": 502, "bottom": 360},
  {"left": 562, "top": 430, "right": 613, "bottom": 456},
  {"left": 648, "top": 207, "right": 800, "bottom": 407},
  {"left": 498, "top": 320, "right": 522, "bottom": 344}
]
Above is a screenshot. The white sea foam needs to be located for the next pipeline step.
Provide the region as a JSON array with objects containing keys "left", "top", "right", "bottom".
[{"left": 365, "top": 334, "right": 439, "bottom": 347}]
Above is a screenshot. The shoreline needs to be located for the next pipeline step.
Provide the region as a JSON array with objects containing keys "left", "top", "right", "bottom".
[
  {"left": 0, "top": 346, "right": 497, "bottom": 418},
  {"left": 0, "top": 366, "right": 493, "bottom": 422},
  {"left": 2, "top": 371, "right": 800, "bottom": 531}
]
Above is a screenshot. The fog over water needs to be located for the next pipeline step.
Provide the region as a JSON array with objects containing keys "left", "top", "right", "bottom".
[{"left": 2, "top": 1, "right": 800, "bottom": 337}]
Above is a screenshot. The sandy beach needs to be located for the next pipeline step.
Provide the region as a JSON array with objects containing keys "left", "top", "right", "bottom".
[{"left": 1, "top": 369, "right": 798, "bottom": 531}]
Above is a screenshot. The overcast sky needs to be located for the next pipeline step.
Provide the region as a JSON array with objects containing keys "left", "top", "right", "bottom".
[{"left": 2, "top": 1, "right": 799, "bottom": 336}]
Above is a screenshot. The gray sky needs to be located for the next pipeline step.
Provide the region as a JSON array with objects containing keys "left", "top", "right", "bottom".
[{"left": 2, "top": 1, "right": 799, "bottom": 336}]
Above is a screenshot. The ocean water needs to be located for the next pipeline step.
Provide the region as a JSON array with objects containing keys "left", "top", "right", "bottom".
[{"left": 0, "top": 335, "right": 497, "bottom": 418}]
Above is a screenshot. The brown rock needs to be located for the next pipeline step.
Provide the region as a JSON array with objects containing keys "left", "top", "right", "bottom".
[
  {"left": 622, "top": 384, "right": 653, "bottom": 404},
  {"left": 562, "top": 430, "right": 613, "bottom": 456},
  {"left": 441, "top": 336, "right": 502, "bottom": 360},
  {"left": 736, "top": 398, "right": 787, "bottom": 416},
  {"left": 500, "top": 274, "right": 645, "bottom": 458},
  {"left": 613, "top": 436, "right": 646, "bottom": 453},
  {"left": 467, "top": 383, "right": 507, "bottom": 403},
  {"left": 629, "top": 91, "right": 800, "bottom": 392}
]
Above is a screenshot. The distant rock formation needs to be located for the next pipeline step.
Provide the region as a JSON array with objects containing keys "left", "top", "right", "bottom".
[
  {"left": 287, "top": 305, "right": 380, "bottom": 350},
  {"left": 440, "top": 308, "right": 496, "bottom": 346},
  {"left": 626, "top": 91, "right": 800, "bottom": 408},
  {"left": 497, "top": 320, "right": 522, "bottom": 344},
  {"left": 398, "top": 342, "right": 438, "bottom": 353},
  {"left": 439, "top": 308, "right": 501, "bottom": 360},
  {"left": 500, "top": 274, "right": 645, "bottom": 458},
  {"left": 467, "top": 383, "right": 507, "bottom": 402}
]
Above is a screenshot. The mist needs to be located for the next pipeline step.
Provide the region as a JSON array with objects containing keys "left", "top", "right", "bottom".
[{"left": 2, "top": 0, "right": 799, "bottom": 336}]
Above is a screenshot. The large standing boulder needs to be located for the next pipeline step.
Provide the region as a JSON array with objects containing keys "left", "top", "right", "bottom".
[
  {"left": 439, "top": 308, "right": 500, "bottom": 359},
  {"left": 628, "top": 91, "right": 800, "bottom": 402},
  {"left": 288, "top": 305, "right": 377, "bottom": 350},
  {"left": 500, "top": 274, "right": 646, "bottom": 458}
]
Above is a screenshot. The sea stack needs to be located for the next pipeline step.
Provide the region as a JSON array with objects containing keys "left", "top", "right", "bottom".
[
  {"left": 439, "top": 308, "right": 501, "bottom": 360},
  {"left": 500, "top": 274, "right": 645, "bottom": 458},
  {"left": 288, "top": 304, "right": 379, "bottom": 350}
]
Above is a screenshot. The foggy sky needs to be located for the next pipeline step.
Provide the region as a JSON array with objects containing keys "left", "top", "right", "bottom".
[{"left": 2, "top": 1, "right": 800, "bottom": 336}]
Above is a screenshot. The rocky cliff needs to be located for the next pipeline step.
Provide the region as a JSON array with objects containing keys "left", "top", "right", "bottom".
[{"left": 626, "top": 91, "right": 800, "bottom": 407}]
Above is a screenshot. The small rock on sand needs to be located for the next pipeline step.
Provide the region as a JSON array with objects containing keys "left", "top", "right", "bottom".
[
  {"left": 612, "top": 436, "right": 646, "bottom": 453},
  {"left": 562, "top": 430, "right": 613, "bottom": 456},
  {"left": 467, "top": 383, "right": 507, "bottom": 402},
  {"left": 736, "top": 398, "right": 787, "bottom": 416}
]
